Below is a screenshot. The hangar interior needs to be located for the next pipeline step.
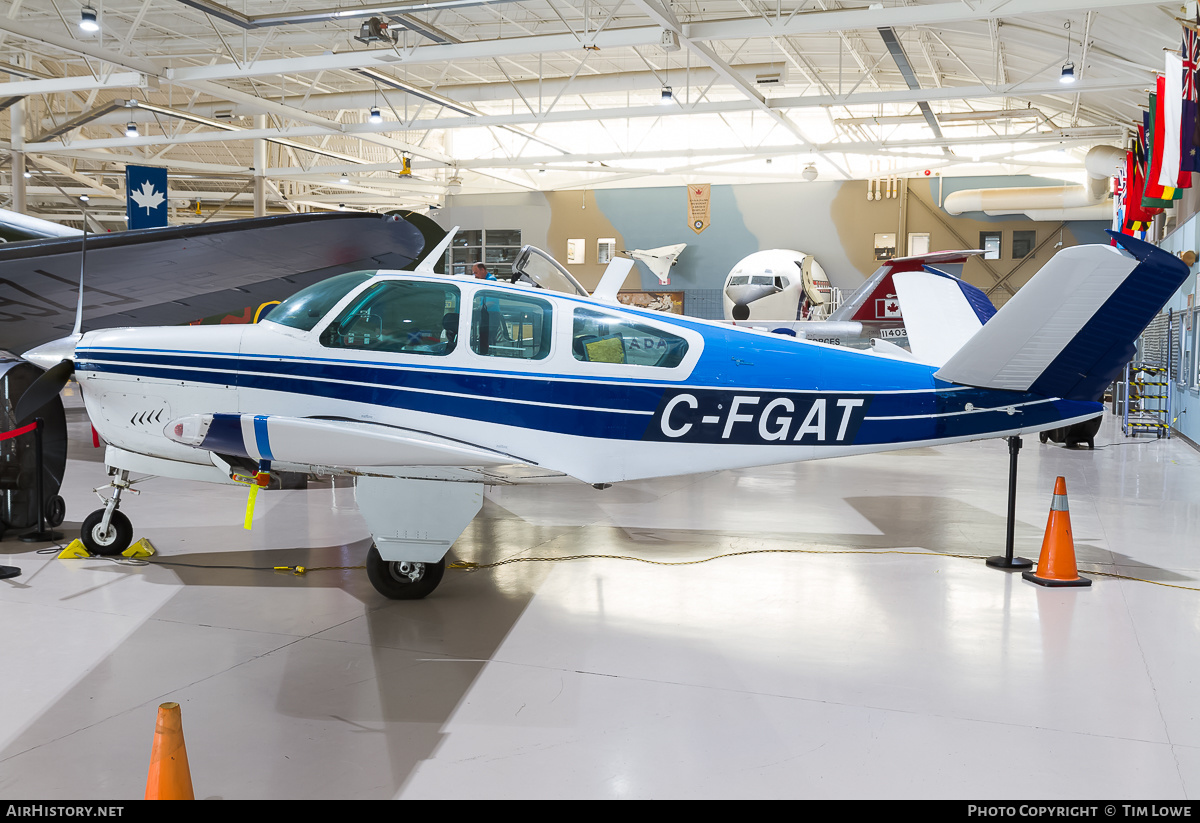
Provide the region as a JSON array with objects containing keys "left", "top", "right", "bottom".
[{"left": 0, "top": 0, "right": 1199, "bottom": 800}]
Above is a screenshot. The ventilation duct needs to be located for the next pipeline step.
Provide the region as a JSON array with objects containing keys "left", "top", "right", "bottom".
[{"left": 943, "top": 145, "right": 1125, "bottom": 221}]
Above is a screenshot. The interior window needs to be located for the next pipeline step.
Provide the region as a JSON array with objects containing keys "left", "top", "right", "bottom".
[
  {"left": 571, "top": 308, "right": 688, "bottom": 368},
  {"left": 319, "top": 280, "right": 460, "bottom": 355},
  {"left": 470, "top": 290, "right": 553, "bottom": 359},
  {"left": 265, "top": 271, "right": 374, "bottom": 331}
]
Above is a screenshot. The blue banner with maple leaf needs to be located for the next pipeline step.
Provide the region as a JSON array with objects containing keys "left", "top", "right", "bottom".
[{"left": 125, "top": 164, "right": 168, "bottom": 230}]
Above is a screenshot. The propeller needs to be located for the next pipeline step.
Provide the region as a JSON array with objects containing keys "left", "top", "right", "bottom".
[{"left": 14, "top": 358, "right": 75, "bottom": 425}]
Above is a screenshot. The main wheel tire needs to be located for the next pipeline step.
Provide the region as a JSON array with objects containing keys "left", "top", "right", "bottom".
[
  {"left": 80, "top": 509, "right": 133, "bottom": 556},
  {"left": 45, "top": 495, "right": 66, "bottom": 528},
  {"left": 365, "top": 545, "right": 445, "bottom": 600}
]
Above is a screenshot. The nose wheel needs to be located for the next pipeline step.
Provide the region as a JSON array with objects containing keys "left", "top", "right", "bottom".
[
  {"left": 365, "top": 545, "right": 445, "bottom": 599},
  {"left": 80, "top": 468, "right": 137, "bottom": 556},
  {"left": 81, "top": 509, "right": 133, "bottom": 556}
]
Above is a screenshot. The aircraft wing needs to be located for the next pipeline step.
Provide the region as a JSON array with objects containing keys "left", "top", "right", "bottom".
[
  {"left": 0, "top": 212, "right": 427, "bottom": 354},
  {"left": 167, "top": 412, "right": 543, "bottom": 476}
]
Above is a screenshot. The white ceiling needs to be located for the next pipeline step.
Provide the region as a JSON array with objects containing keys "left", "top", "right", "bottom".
[{"left": 0, "top": 0, "right": 1185, "bottom": 222}]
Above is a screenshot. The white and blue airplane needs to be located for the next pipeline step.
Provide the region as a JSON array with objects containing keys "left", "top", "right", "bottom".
[{"left": 17, "top": 230, "right": 1186, "bottom": 600}]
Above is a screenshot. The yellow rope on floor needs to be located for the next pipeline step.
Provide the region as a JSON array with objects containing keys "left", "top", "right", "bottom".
[
  {"left": 78, "top": 546, "right": 1200, "bottom": 592},
  {"left": 451, "top": 549, "right": 1200, "bottom": 591}
]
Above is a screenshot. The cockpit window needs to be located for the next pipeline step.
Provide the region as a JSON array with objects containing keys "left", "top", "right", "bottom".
[
  {"left": 571, "top": 308, "right": 688, "bottom": 368},
  {"left": 320, "top": 280, "right": 460, "bottom": 355},
  {"left": 264, "top": 271, "right": 375, "bottom": 331}
]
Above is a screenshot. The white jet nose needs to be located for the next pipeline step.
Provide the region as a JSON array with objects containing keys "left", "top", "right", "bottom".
[{"left": 23, "top": 334, "right": 81, "bottom": 370}]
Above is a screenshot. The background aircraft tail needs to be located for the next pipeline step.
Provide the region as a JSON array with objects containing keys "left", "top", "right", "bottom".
[
  {"left": 831, "top": 249, "right": 994, "bottom": 365},
  {"left": 934, "top": 233, "right": 1189, "bottom": 401}
]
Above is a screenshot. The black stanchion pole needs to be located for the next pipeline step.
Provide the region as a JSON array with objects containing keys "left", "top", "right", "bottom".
[
  {"left": 986, "top": 435, "right": 1034, "bottom": 570},
  {"left": 20, "top": 417, "right": 62, "bottom": 544}
]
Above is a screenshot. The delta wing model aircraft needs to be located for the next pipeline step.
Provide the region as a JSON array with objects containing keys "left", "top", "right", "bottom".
[
  {"left": 624, "top": 244, "right": 687, "bottom": 285},
  {"left": 16, "top": 232, "right": 1186, "bottom": 601}
]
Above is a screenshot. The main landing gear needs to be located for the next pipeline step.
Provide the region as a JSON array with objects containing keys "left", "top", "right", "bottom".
[
  {"left": 81, "top": 469, "right": 137, "bottom": 556},
  {"left": 365, "top": 545, "right": 446, "bottom": 600}
]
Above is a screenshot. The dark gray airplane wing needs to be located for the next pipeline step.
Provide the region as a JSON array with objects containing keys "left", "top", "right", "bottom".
[{"left": 0, "top": 211, "right": 429, "bottom": 354}]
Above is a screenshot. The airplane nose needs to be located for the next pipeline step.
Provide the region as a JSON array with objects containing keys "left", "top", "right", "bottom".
[{"left": 23, "top": 334, "right": 81, "bottom": 370}]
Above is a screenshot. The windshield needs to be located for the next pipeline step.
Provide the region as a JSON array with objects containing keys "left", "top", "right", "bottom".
[
  {"left": 511, "top": 246, "right": 588, "bottom": 297},
  {"left": 263, "top": 271, "right": 375, "bottom": 331}
]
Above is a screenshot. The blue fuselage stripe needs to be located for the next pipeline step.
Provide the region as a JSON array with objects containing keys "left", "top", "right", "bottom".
[{"left": 75, "top": 349, "right": 1100, "bottom": 445}]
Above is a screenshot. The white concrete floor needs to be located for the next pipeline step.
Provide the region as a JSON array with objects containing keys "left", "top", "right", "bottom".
[{"left": 1, "top": 410, "right": 1198, "bottom": 800}]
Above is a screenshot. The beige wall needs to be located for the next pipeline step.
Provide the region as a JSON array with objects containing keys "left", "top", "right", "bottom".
[
  {"left": 832, "top": 179, "right": 1094, "bottom": 306},
  {"left": 545, "top": 190, "right": 627, "bottom": 292}
]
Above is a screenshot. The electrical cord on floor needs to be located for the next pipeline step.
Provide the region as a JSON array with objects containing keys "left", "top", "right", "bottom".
[
  {"left": 33, "top": 538, "right": 1200, "bottom": 592},
  {"left": 450, "top": 548, "right": 1200, "bottom": 592}
]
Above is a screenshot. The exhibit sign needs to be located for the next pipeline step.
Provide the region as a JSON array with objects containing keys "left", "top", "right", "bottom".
[
  {"left": 617, "top": 291, "right": 684, "bottom": 314},
  {"left": 687, "top": 184, "right": 710, "bottom": 234},
  {"left": 126, "top": 165, "right": 168, "bottom": 230}
]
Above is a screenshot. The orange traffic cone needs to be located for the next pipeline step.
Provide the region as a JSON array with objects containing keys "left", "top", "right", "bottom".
[
  {"left": 145, "top": 702, "right": 195, "bottom": 800},
  {"left": 1022, "top": 477, "right": 1092, "bottom": 588}
]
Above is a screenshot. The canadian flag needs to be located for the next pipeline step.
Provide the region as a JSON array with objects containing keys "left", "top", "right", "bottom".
[{"left": 876, "top": 295, "right": 902, "bottom": 319}]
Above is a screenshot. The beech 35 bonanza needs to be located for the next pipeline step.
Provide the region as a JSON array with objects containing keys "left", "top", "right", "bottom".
[{"left": 17, "top": 232, "right": 1186, "bottom": 600}]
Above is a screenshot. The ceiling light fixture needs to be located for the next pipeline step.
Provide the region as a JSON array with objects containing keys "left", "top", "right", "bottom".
[
  {"left": 22, "top": 171, "right": 30, "bottom": 179},
  {"left": 660, "top": 85, "right": 673, "bottom": 104},
  {"left": 340, "top": 173, "right": 349, "bottom": 184},
  {"left": 1060, "top": 20, "right": 1075, "bottom": 85},
  {"left": 369, "top": 106, "right": 382, "bottom": 123},
  {"left": 79, "top": 6, "right": 99, "bottom": 32},
  {"left": 801, "top": 164, "right": 818, "bottom": 182},
  {"left": 125, "top": 122, "right": 139, "bottom": 138}
]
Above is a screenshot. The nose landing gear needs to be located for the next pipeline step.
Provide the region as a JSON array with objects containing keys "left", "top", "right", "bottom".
[{"left": 80, "top": 469, "right": 138, "bottom": 556}]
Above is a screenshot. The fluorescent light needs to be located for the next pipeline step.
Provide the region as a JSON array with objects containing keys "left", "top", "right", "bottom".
[{"left": 80, "top": 7, "right": 99, "bottom": 32}]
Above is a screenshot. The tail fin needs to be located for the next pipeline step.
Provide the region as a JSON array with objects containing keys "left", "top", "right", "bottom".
[
  {"left": 829, "top": 249, "right": 985, "bottom": 323},
  {"left": 414, "top": 225, "right": 459, "bottom": 274},
  {"left": 829, "top": 249, "right": 994, "bottom": 365},
  {"left": 892, "top": 267, "right": 996, "bottom": 366},
  {"left": 935, "top": 233, "right": 1188, "bottom": 401}
]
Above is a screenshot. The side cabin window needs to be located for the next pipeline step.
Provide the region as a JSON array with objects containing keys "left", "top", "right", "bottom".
[
  {"left": 319, "top": 280, "right": 460, "bottom": 355},
  {"left": 470, "top": 290, "right": 553, "bottom": 360},
  {"left": 572, "top": 308, "right": 688, "bottom": 368}
]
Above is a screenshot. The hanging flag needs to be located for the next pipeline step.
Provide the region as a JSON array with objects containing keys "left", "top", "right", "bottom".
[
  {"left": 1128, "top": 144, "right": 1164, "bottom": 231},
  {"left": 1143, "top": 102, "right": 1179, "bottom": 207},
  {"left": 1182, "top": 19, "right": 1200, "bottom": 173},
  {"left": 687, "top": 184, "right": 710, "bottom": 234},
  {"left": 125, "top": 165, "right": 168, "bottom": 230},
  {"left": 1164, "top": 53, "right": 1192, "bottom": 188}
]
